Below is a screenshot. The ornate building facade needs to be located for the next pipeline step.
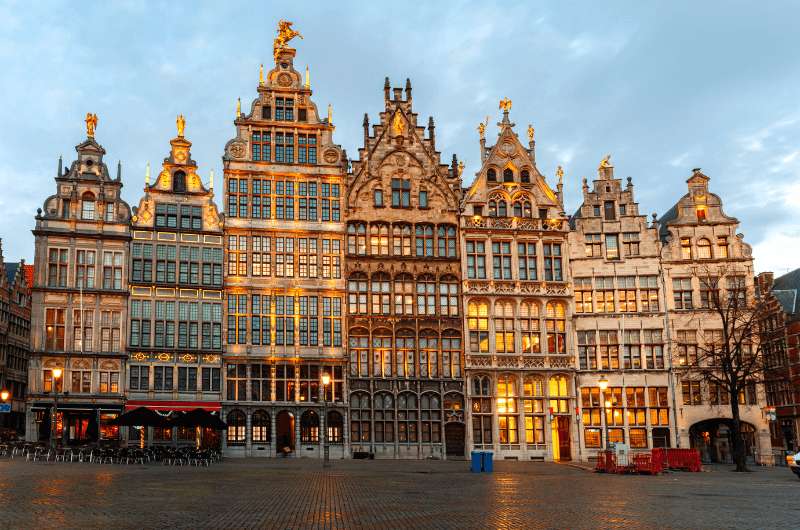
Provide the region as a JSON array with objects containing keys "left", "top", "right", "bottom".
[
  {"left": 26, "top": 118, "right": 131, "bottom": 443},
  {"left": 0, "top": 241, "right": 32, "bottom": 433},
  {"left": 221, "top": 36, "right": 348, "bottom": 457},
  {"left": 126, "top": 120, "right": 224, "bottom": 445},
  {"left": 569, "top": 160, "right": 674, "bottom": 458},
  {"left": 659, "top": 170, "right": 770, "bottom": 463},
  {"left": 461, "top": 104, "right": 574, "bottom": 461},
  {"left": 345, "top": 79, "right": 466, "bottom": 459}
]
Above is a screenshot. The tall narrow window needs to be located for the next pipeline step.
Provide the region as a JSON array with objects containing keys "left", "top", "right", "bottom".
[
  {"left": 81, "top": 192, "right": 96, "bottom": 220},
  {"left": 492, "top": 241, "right": 512, "bottom": 279},
  {"left": 605, "top": 234, "right": 619, "bottom": 260},
  {"left": 543, "top": 243, "right": 562, "bottom": 281},
  {"left": 391, "top": 178, "right": 411, "bottom": 208},
  {"left": 494, "top": 301, "right": 515, "bottom": 353},
  {"left": 467, "top": 301, "right": 489, "bottom": 353},
  {"left": 545, "top": 302, "right": 566, "bottom": 354},
  {"left": 680, "top": 237, "right": 692, "bottom": 259},
  {"left": 520, "top": 301, "right": 541, "bottom": 354},
  {"left": 466, "top": 240, "right": 486, "bottom": 279},
  {"left": 518, "top": 241, "right": 537, "bottom": 280},
  {"left": 603, "top": 200, "right": 615, "bottom": 220}
]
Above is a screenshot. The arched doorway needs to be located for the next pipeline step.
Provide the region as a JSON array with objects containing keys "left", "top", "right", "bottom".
[
  {"left": 689, "top": 419, "right": 756, "bottom": 464},
  {"left": 445, "top": 423, "right": 465, "bottom": 457},
  {"left": 276, "top": 411, "right": 295, "bottom": 455}
]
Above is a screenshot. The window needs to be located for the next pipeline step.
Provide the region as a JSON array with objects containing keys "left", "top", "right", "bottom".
[
  {"left": 104, "top": 202, "right": 115, "bottom": 222},
  {"left": 226, "top": 364, "right": 247, "bottom": 400},
  {"left": 488, "top": 200, "right": 497, "bottom": 217},
  {"left": 397, "top": 393, "right": 419, "bottom": 442},
  {"left": 419, "top": 190, "right": 428, "bottom": 208},
  {"left": 697, "top": 238, "right": 712, "bottom": 259},
  {"left": 468, "top": 301, "right": 489, "bottom": 353},
  {"left": 393, "top": 274, "right": 414, "bottom": 316},
  {"left": 155, "top": 203, "right": 178, "bottom": 228},
  {"left": 497, "top": 376, "right": 518, "bottom": 443},
  {"left": 545, "top": 302, "right": 566, "bottom": 354},
  {"left": 350, "top": 393, "right": 371, "bottom": 442},
  {"left": 99, "top": 371, "right": 120, "bottom": 393},
  {"left": 252, "top": 131, "right": 272, "bottom": 162},
  {"left": 437, "top": 225, "right": 457, "bottom": 258},
  {"left": 275, "top": 97, "right": 294, "bottom": 121},
  {"left": 370, "top": 224, "right": 389, "bottom": 256},
  {"left": 643, "top": 329, "right": 664, "bottom": 369},
  {"left": 717, "top": 236, "right": 728, "bottom": 258},
  {"left": 503, "top": 168, "right": 514, "bottom": 182},
  {"left": 227, "top": 295, "right": 247, "bottom": 345},
  {"left": 623, "top": 330, "right": 641, "bottom": 369},
  {"left": 75, "top": 249, "right": 96, "bottom": 289},
  {"left": 592, "top": 205, "right": 601, "bottom": 217},
  {"left": 347, "top": 223, "right": 367, "bottom": 256},
  {"left": 595, "top": 276, "right": 614, "bottom": 313},
  {"left": 372, "top": 333, "right": 391, "bottom": 377},
  {"left": 81, "top": 192, "right": 96, "bottom": 220},
  {"left": 517, "top": 301, "right": 541, "bottom": 355},
  {"left": 681, "top": 380, "right": 702, "bottom": 405},
  {"left": 492, "top": 241, "right": 512, "bottom": 279},
  {"left": 622, "top": 232, "right": 640, "bottom": 256},
  {"left": 439, "top": 277, "right": 459, "bottom": 316},
  {"left": 177, "top": 367, "right": 197, "bottom": 392},
  {"left": 472, "top": 376, "right": 492, "bottom": 446},
  {"left": 153, "top": 366, "right": 174, "bottom": 391},
  {"left": 420, "top": 393, "right": 441, "bottom": 443},
  {"left": 419, "top": 333, "right": 438, "bottom": 378},
  {"left": 442, "top": 334, "right": 462, "bottom": 378},
  {"left": 466, "top": 240, "right": 486, "bottom": 279},
  {"left": 677, "top": 330, "right": 698, "bottom": 366},
  {"left": 370, "top": 273, "right": 390, "bottom": 315},
  {"left": 549, "top": 376, "right": 569, "bottom": 413},
  {"left": 574, "top": 278, "right": 593, "bottom": 314},
  {"left": 201, "top": 367, "right": 221, "bottom": 392},
  {"left": 619, "top": 203, "right": 627, "bottom": 216},
  {"left": 584, "top": 234, "right": 602, "bottom": 257},
  {"left": 179, "top": 205, "right": 202, "bottom": 230},
  {"left": 494, "top": 301, "right": 515, "bottom": 354},
  {"left": 599, "top": 330, "right": 619, "bottom": 370},
  {"left": 62, "top": 199, "right": 71, "bottom": 218},
  {"left": 696, "top": 206, "right": 707, "bottom": 221},
  {"left": 71, "top": 369, "right": 92, "bottom": 393},
  {"left": 298, "top": 134, "right": 316, "bottom": 164},
  {"left": 373, "top": 393, "right": 394, "bottom": 443},
  {"left": 577, "top": 330, "right": 597, "bottom": 370},
  {"left": 391, "top": 178, "right": 411, "bottom": 208},
  {"left": 673, "top": 278, "right": 693, "bottom": 309},
  {"left": 639, "top": 276, "right": 659, "bottom": 312},
  {"left": 680, "top": 237, "right": 692, "bottom": 260},
  {"left": 416, "top": 275, "right": 436, "bottom": 315},
  {"left": 252, "top": 410, "right": 271, "bottom": 443},
  {"left": 373, "top": 188, "right": 384, "bottom": 207},
  {"left": 605, "top": 234, "right": 619, "bottom": 260},
  {"left": 321, "top": 239, "right": 341, "bottom": 279},
  {"left": 129, "top": 365, "right": 149, "bottom": 391},
  {"left": 617, "top": 276, "right": 637, "bottom": 312},
  {"left": 275, "top": 237, "right": 295, "bottom": 278},
  {"left": 497, "top": 200, "right": 508, "bottom": 217},
  {"left": 415, "top": 225, "right": 434, "bottom": 257},
  {"left": 300, "top": 410, "right": 320, "bottom": 443},
  {"left": 47, "top": 248, "right": 69, "bottom": 287},
  {"left": 520, "top": 169, "right": 530, "bottom": 183},
  {"left": 349, "top": 333, "right": 369, "bottom": 377},
  {"left": 699, "top": 276, "right": 719, "bottom": 309},
  {"left": 72, "top": 309, "right": 93, "bottom": 352},
  {"left": 45, "top": 308, "right": 65, "bottom": 350},
  {"left": 348, "top": 274, "right": 368, "bottom": 315},
  {"left": 518, "top": 242, "right": 537, "bottom": 280},
  {"left": 603, "top": 200, "right": 616, "bottom": 220},
  {"left": 543, "top": 243, "right": 562, "bottom": 281},
  {"left": 523, "top": 377, "right": 545, "bottom": 444},
  {"left": 487, "top": 169, "right": 496, "bottom": 181},
  {"left": 102, "top": 251, "right": 123, "bottom": 289},
  {"left": 227, "top": 410, "right": 246, "bottom": 445},
  {"left": 726, "top": 275, "right": 747, "bottom": 305}
]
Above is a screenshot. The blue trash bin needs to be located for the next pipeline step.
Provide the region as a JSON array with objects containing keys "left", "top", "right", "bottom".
[
  {"left": 471, "top": 451, "right": 483, "bottom": 472},
  {"left": 482, "top": 451, "right": 494, "bottom": 473}
]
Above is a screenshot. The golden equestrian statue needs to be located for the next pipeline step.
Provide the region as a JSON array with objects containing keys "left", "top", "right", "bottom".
[
  {"left": 176, "top": 114, "right": 186, "bottom": 137},
  {"left": 598, "top": 154, "right": 612, "bottom": 169},
  {"left": 274, "top": 20, "right": 303, "bottom": 59},
  {"left": 85, "top": 113, "right": 98, "bottom": 138},
  {"left": 499, "top": 97, "right": 512, "bottom": 112}
]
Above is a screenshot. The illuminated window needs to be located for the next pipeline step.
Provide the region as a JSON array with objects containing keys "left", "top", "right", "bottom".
[
  {"left": 494, "top": 301, "right": 515, "bottom": 353},
  {"left": 574, "top": 277, "right": 593, "bottom": 314},
  {"left": 595, "top": 276, "right": 615, "bottom": 313},
  {"left": 717, "top": 236, "right": 728, "bottom": 258},
  {"left": 300, "top": 410, "right": 319, "bottom": 443},
  {"left": 681, "top": 380, "right": 702, "bottom": 405},
  {"left": 617, "top": 275, "right": 637, "bottom": 312},
  {"left": 467, "top": 301, "right": 489, "bottom": 353},
  {"left": 523, "top": 377, "right": 545, "bottom": 444},
  {"left": 584, "top": 233, "right": 602, "bottom": 257},
  {"left": 695, "top": 206, "right": 707, "bottom": 221},
  {"left": 497, "top": 375, "right": 518, "bottom": 444},
  {"left": 680, "top": 237, "right": 692, "bottom": 260},
  {"left": 370, "top": 224, "right": 390, "bottom": 255},
  {"left": 252, "top": 410, "right": 271, "bottom": 443},
  {"left": 639, "top": 276, "right": 659, "bottom": 312},
  {"left": 545, "top": 302, "right": 566, "bottom": 354},
  {"left": 622, "top": 232, "right": 639, "bottom": 256},
  {"left": 676, "top": 330, "right": 698, "bottom": 366},
  {"left": 697, "top": 238, "right": 712, "bottom": 259},
  {"left": 599, "top": 330, "right": 619, "bottom": 370},
  {"left": 520, "top": 301, "right": 541, "bottom": 354},
  {"left": 227, "top": 410, "right": 246, "bottom": 445},
  {"left": 548, "top": 375, "right": 569, "bottom": 413},
  {"left": 392, "top": 224, "right": 412, "bottom": 256}
]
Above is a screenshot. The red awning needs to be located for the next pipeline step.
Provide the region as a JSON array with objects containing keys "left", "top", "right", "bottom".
[{"left": 125, "top": 400, "right": 221, "bottom": 412}]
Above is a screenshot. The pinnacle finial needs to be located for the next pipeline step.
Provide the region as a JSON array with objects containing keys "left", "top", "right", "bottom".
[
  {"left": 327, "top": 104, "right": 333, "bottom": 125},
  {"left": 259, "top": 64, "right": 264, "bottom": 86},
  {"left": 145, "top": 162, "right": 151, "bottom": 185},
  {"left": 305, "top": 65, "right": 310, "bottom": 89},
  {"left": 236, "top": 98, "right": 241, "bottom": 118},
  {"left": 209, "top": 169, "right": 214, "bottom": 190}
]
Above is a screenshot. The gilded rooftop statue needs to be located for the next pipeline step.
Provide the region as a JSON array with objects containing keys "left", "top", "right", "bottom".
[
  {"left": 85, "top": 112, "right": 98, "bottom": 138},
  {"left": 274, "top": 20, "right": 303, "bottom": 59}
]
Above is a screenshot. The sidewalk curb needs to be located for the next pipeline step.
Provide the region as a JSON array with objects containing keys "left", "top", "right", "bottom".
[{"left": 557, "top": 461, "right": 595, "bottom": 473}]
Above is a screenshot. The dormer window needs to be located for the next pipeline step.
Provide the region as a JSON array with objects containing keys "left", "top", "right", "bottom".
[
  {"left": 81, "top": 191, "right": 95, "bottom": 220},
  {"left": 487, "top": 169, "right": 496, "bottom": 182},
  {"left": 521, "top": 169, "right": 530, "bottom": 183},
  {"left": 173, "top": 170, "right": 186, "bottom": 193},
  {"left": 275, "top": 97, "right": 294, "bottom": 121},
  {"left": 503, "top": 168, "right": 513, "bottom": 182},
  {"left": 104, "top": 202, "right": 114, "bottom": 222},
  {"left": 619, "top": 204, "right": 627, "bottom": 215},
  {"left": 261, "top": 106, "right": 271, "bottom": 120},
  {"left": 696, "top": 205, "right": 707, "bottom": 222},
  {"left": 391, "top": 178, "right": 410, "bottom": 208},
  {"left": 603, "top": 201, "right": 616, "bottom": 220}
]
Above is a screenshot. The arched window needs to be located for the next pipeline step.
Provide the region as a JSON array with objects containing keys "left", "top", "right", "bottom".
[
  {"left": 546, "top": 302, "right": 566, "bottom": 354},
  {"left": 350, "top": 393, "right": 371, "bottom": 442},
  {"left": 494, "top": 301, "right": 515, "bottom": 353},
  {"left": 300, "top": 410, "right": 319, "bottom": 443},
  {"left": 468, "top": 301, "right": 489, "bottom": 353},
  {"left": 252, "top": 410, "right": 271, "bottom": 444},
  {"left": 523, "top": 201, "right": 532, "bottom": 218},
  {"left": 173, "top": 170, "right": 187, "bottom": 193},
  {"left": 521, "top": 169, "right": 530, "bottom": 183},
  {"left": 420, "top": 393, "right": 441, "bottom": 443},
  {"left": 394, "top": 273, "right": 414, "bottom": 315},
  {"left": 488, "top": 200, "right": 497, "bottom": 217},
  {"left": 226, "top": 409, "right": 246, "bottom": 445},
  {"left": 373, "top": 330, "right": 392, "bottom": 377},
  {"left": 471, "top": 376, "right": 492, "bottom": 446},
  {"left": 395, "top": 330, "right": 415, "bottom": 377},
  {"left": 349, "top": 329, "right": 369, "bottom": 376},
  {"left": 503, "top": 168, "right": 514, "bottom": 182},
  {"left": 513, "top": 202, "right": 522, "bottom": 218},
  {"left": 370, "top": 224, "right": 389, "bottom": 255},
  {"left": 497, "top": 374, "right": 518, "bottom": 444},
  {"left": 497, "top": 200, "right": 508, "bottom": 217},
  {"left": 370, "top": 273, "right": 390, "bottom": 315},
  {"left": 419, "top": 330, "right": 439, "bottom": 378},
  {"left": 523, "top": 377, "right": 545, "bottom": 444},
  {"left": 81, "top": 191, "right": 96, "bottom": 220},
  {"left": 437, "top": 225, "right": 457, "bottom": 258},
  {"left": 397, "top": 393, "right": 418, "bottom": 443},
  {"left": 348, "top": 273, "right": 368, "bottom": 315},
  {"left": 487, "top": 168, "right": 497, "bottom": 181},
  {"left": 416, "top": 274, "right": 436, "bottom": 315},
  {"left": 347, "top": 223, "right": 367, "bottom": 255},
  {"left": 392, "top": 224, "right": 412, "bottom": 256},
  {"left": 415, "top": 224, "right": 434, "bottom": 257},
  {"left": 439, "top": 275, "right": 459, "bottom": 316},
  {"left": 327, "top": 411, "right": 344, "bottom": 443},
  {"left": 697, "top": 238, "right": 712, "bottom": 259},
  {"left": 548, "top": 375, "right": 569, "bottom": 413},
  {"left": 520, "top": 301, "right": 541, "bottom": 354},
  {"left": 374, "top": 393, "right": 394, "bottom": 443}
]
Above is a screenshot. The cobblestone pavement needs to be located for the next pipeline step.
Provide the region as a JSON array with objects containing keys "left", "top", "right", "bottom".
[{"left": 0, "top": 457, "right": 796, "bottom": 529}]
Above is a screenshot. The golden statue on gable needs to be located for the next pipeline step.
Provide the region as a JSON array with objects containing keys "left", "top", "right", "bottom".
[
  {"left": 527, "top": 124, "right": 535, "bottom": 143},
  {"left": 599, "top": 154, "right": 612, "bottom": 169},
  {"left": 499, "top": 97, "right": 512, "bottom": 112},
  {"left": 85, "top": 113, "right": 98, "bottom": 138},
  {"left": 392, "top": 111, "right": 405, "bottom": 136},
  {"left": 556, "top": 165, "right": 564, "bottom": 184},
  {"left": 176, "top": 114, "right": 186, "bottom": 137},
  {"left": 274, "top": 20, "right": 303, "bottom": 59}
]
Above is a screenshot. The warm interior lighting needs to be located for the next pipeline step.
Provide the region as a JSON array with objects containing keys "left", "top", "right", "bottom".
[
  {"left": 321, "top": 373, "right": 331, "bottom": 386},
  {"left": 597, "top": 376, "right": 609, "bottom": 391},
  {"left": 52, "top": 368, "right": 63, "bottom": 379},
  {"left": 605, "top": 400, "right": 612, "bottom": 409},
  {"left": 0, "top": 389, "right": 9, "bottom": 402}
]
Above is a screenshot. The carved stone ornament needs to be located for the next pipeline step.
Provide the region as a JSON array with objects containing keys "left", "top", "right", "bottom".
[
  {"left": 500, "top": 142, "right": 515, "bottom": 156},
  {"left": 323, "top": 148, "right": 339, "bottom": 164},
  {"left": 277, "top": 73, "right": 292, "bottom": 86},
  {"left": 229, "top": 142, "right": 246, "bottom": 159}
]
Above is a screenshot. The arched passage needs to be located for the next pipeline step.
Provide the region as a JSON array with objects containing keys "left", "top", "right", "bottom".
[{"left": 689, "top": 419, "right": 757, "bottom": 463}]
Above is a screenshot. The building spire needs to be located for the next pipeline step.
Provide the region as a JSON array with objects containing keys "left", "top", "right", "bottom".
[
  {"left": 259, "top": 64, "right": 265, "bottom": 86},
  {"left": 236, "top": 98, "right": 241, "bottom": 119},
  {"left": 305, "top": 65, "right": 310, "bottom": 89},
  {"left": 57, "top": 155, "right": 62, "bottom": 177},
  {"left": 209, "top": 169, "right": 214, "bottom": 190},
  {"left": 327, "top": 104, "right": 333, "bottom": 126},
  {"left": 145, "top": 162, "right": 151, "bottom": 186}
]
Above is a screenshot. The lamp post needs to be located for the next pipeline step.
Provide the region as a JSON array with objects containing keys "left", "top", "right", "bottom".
[
  {"left": 0, "top": 388, "right": 9, "bottom": 430},
  {"left": 598, "top": 375, "right": 609, "bottom": 451},
  {"left": 321, "top": 372, "right": 331, "bottom": 468},
  {"left": 50, "top": 368, "right": 63, "bottom": 449}
]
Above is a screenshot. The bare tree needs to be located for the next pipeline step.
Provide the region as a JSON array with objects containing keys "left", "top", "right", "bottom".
[{"left": 676, "top": 266, "right": 766, "bottom": 472}]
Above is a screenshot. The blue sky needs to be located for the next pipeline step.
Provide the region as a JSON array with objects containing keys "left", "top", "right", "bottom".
[{"left": 1, "top": 1, "right": 798, "bottom": 274}]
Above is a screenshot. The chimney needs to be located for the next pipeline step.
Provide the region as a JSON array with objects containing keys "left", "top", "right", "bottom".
[
  {"left": 757, "top": 271, "right": 775, "bottom": 293},
  {"left": 383, "top": 77, "right": 390, "bottom": 102}
]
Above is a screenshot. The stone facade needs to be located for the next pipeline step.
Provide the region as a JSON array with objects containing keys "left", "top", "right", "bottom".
[
  {"left": 0, "top": 242, "right": 32, "bottom": 432},
  {"left": 658, "top": 170, "right": 770, "bottom": 463},
  {"left": 26, "top": 129, "right": 132, "bottom": 443},
  {"left": 461, "top": 106, "right": 575, "bottom": 461},
  {"left": 126, "top": 122, "right": 225, "bottom": 446},
  {"left": 569, "top": 162, "right": 674, "bottom": 459},
  {"left": 221, "top": 45, "right": 348, "bottom": 457},
  {"left": 345, "top": 79, "right": 466, "bottom": 459}
]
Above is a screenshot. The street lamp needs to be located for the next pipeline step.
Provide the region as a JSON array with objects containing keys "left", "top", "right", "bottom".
[
  {"left": 321, "top": 372, "right": 331, "bottom": 468},
  {"left": 50, "top": 368, "right": 63, "bottom": 449},
  {"left": 597, "top": 376, "right": 609, "bottom": 450},
  {"left": 0, "top": 389, "right": 9, "bottom": 402}
]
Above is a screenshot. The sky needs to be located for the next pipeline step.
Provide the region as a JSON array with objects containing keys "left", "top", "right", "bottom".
[{"left": 0, "top": 1, "right": 798, "bottom": 274}]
